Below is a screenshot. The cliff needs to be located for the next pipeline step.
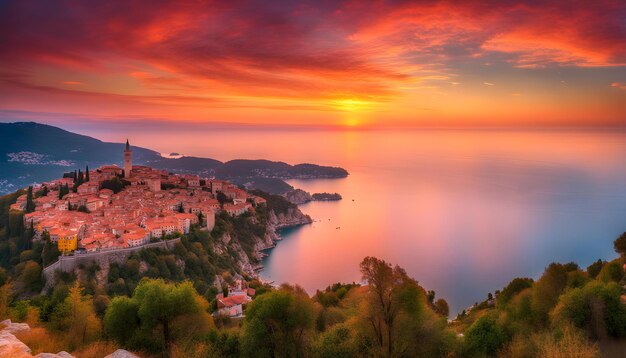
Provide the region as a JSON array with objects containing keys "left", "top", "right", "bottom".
[
  {"left": 284, "top": 189, "right": 313, "bottom": 205},
  {"left": 213, "top": 207, "right": 312, "bottom": 277}
]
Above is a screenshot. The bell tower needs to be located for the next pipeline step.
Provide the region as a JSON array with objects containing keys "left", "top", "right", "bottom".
[{"left": 124, "top": 139, "right": 132, "bottom": 178}]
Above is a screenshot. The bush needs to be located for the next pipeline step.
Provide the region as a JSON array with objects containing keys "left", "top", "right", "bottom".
[{"left": 464, "top": 315, "right": 508, "bottom": 356}]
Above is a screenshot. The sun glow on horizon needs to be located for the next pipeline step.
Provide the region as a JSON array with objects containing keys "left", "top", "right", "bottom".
[{"left": 0, "top": 1, "right": 624, "bottom": 128}]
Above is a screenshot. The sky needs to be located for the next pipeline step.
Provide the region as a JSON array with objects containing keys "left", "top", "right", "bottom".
[{"left": 0, "top": 0, "right": 625, "bottom": 129}]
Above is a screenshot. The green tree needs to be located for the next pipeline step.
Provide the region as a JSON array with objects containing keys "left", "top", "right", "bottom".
[
  {"left": 241, "top": 285, "right": 316, "bottom": 358},
  {"left": 132, "top": 279, "right": 201, "bottom": 350},
  {"left": 59, "top": 184, "right": 70, "bottom": 199},
  {"left": 23, "top": 220, "right": 34, "bottom": 250},
  {"left": 25, "top": 186, "right": 35, "bottom": 213},
  {"left": 314, "top": 324, "right": 357, "bottom": 358},
  {"left": 104, "top": 296, "right": 140, "bottom": 346},
  {"left": 531, "top": 263, "right": 568, "bottom": 325},
  {"left": 85, "top": 165, "right": 90, "bottom": 182},
  {"left": 498, "top": 277, "right": 533, "bottom": 306},
  {"left": 464, "top": 315, "right": 508, "bottom": 356},
  {"left": 597, "top": 261, "right": 624, "bottom": 283},
  {"left": 552, "top": 281, "right": 626, "bottom": 338},
  {"left": 42, "top": 233, "right": 60, "bottom": 267},
  {"left": 19, "top": 260, "right": 42, "bottom": 292},
  {"left": 586, "top": 259, "right": 605, "bottom": 279}
]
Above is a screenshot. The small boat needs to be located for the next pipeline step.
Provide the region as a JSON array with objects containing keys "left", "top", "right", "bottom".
[{"left": 336, "top": 227, "right": 340, "bottom": 229}]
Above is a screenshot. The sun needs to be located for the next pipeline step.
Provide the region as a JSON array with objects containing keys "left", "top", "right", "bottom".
[{"left": 332, "top": 98, "right": 372, "bottom": 112}]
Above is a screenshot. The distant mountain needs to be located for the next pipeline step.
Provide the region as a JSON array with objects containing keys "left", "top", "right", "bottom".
[{"left": 0, "top": 122, "right": 348, "bottom": 194}]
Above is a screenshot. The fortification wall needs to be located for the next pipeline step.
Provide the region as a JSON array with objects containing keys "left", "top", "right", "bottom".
[{"left": 42, "top": 238, "right": 181, "bottom": 289}]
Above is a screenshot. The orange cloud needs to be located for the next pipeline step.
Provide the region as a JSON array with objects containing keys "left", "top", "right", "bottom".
[{"left": 0, "top": 1, "right": 624, "bottom": 127}]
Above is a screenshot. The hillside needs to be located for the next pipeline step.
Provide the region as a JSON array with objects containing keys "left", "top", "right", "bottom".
[{"left": 0, "top": 122, "right": 349, "bottom": 194}]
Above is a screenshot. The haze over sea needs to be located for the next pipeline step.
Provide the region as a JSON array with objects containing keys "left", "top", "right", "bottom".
[{"left": 82, "top": 127, "right": 626, "bottom": 314}]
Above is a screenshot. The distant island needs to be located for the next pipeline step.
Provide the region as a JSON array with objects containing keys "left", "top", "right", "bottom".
[
  {"left": 312, "top": 192, "right": 342, "bottom": 201},
  {"left": 284, "top": 189, "right": 342, "bottom": 204},
  {"left": 0, "top": 122, "right": 349, "bottom": 195}
]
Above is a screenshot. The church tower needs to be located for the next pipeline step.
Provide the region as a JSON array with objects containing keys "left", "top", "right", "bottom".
[{"left": 124, "top": 139, "right": 132, "bottom": 178}]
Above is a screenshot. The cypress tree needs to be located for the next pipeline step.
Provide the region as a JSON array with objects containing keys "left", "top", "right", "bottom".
[
  {"left": 24, "top": 220, "right": 34, "bottom": 250},
  {"left": 85, "top": 165, "right": 90, "bottom": 182},
  {"left": 25, "top": 186, "right": 35, "bottom": 213}
]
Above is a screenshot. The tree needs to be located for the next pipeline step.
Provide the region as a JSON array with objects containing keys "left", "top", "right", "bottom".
[
  {"left": 25, "top": 186, "right": 35, "bottom": 213},
  {"left": 23, "top": 220, "right": 34, "bottom": 250},
  {"left": 464, "top": 315, "right": 508, "bottom": 356},
  {"left": 58, "top": 183, "right": 70, "bottom": 199},
  {"left": 552, "top": 281, "right": 626, "bottom": 339},
  {"left": 216, "top": 191, "right": 229, "bottom": 205},
  {"left": 359, "top": 256, "right": 417, "bottom": 356},
  {"left": 614, "top": 232, "right": 626, "bottom": 257},
  {"left": 49, "top": 282, "right": 100, "bottom": 349},
  {"left": 85, "top": 165, "right": 90, "bottom": 182},
  {"left": 314, "top": 324, "right": 357, "bottom": 358},
  {"left": 36, "top": 185, "right": 49, "bottom": 197},
  {"left": 132, "top": 279, "right": 202, "bottom": 350},
  {"left": 498, "top": 277, "right": 534, "bottom": 306},
  {"left": 104, "top": 296, "right": 139, "bottom": 346},
  {"left": 241, "top": 284, "right": 316, "bottom": 357},
  {"left": 586, "top": 259, "right": 605, "bottom": 279},
  {"left": 0, "top": 282, "right": 13, "bottom": 320},
  {"left": 531, "top": 263, "right": 568, "bottom": 325},
  {"left": 42, "top": 233, "right": 60, "bottom": 267},
  {"left": 597, "top": 261, "right": 624, "bottom": 283},
  {"left": 19, "top": 261, "right": 42, "bottom": 292},
  {"left": 434, "top": 298, "right": 449, "bottom": 317}
]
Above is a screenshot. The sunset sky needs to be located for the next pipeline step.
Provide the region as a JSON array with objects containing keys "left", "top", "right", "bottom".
[{"left": 0, "top": 0, "right": 625, "bottom": 129}]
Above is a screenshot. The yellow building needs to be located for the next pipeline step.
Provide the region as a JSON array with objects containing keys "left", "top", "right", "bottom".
[{"left": 57, "top": 233, "right": 78, "bottom": 252}]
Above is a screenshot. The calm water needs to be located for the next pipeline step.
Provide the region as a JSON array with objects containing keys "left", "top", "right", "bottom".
[{"left": 82, "top": 127, "right": 626, "bottom": 314}]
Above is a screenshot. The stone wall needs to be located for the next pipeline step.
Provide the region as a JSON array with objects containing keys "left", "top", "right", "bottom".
[{"left": 42, "top": 238, "right": 181, "bottom": 289}]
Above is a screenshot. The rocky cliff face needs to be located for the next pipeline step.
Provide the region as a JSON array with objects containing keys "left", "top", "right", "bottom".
[
  {"left": 214, "top": 207, "right": 312, "bottom": 277},
  {"left": 284, "top": 189, "right": 312, "bottom": 205},
  {"left": 268, "top": 207, "right": 313, "bottom": 229},
  {"left": 212, "top": 232, "right": 257, "bottom": 275}
]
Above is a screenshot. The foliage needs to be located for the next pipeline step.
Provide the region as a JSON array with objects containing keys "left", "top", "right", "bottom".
[
  {"left": 614, "top": 232, "right": 626, "bottom": 257},
  {"left": 497, "top": 277, "right": 533, "bottom": 306},
  {"left": 99, "top": 177, "right": 128, "bottom": 194},
  {"left": 586, "top": 259, "right": 605, "bottom": 279},
  {"left": 249, "top": 190, "right": 296, "bottom": 216},
  {"left": 104, "top": 278, "right": 211, "bottom": 352},
  {"left": 552, "top": 281, "right": 626, "bottom": 338},
  {"left": 25, "top": 186, "right": 35, "bottom": 213},
  {"left": 241, "top": 284, "right": 316, "bottom": 357},
  {"left": 464, "top": 315, "right": 508, "bottom": 356},
  {"left": 597, "top": 261, "right": 624, "bottom": 283},
  {"left": 49, "top": 282, "right": 101, "bottom": 350}
]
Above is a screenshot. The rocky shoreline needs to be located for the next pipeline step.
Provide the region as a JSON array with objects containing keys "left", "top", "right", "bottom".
[{"left": 212, "top": 206, "right": 312, "bottom": 278}]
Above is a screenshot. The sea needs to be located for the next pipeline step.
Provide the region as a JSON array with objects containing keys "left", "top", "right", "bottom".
[{"left": 83, "top": 127, "right": 626, "bottom": 314}]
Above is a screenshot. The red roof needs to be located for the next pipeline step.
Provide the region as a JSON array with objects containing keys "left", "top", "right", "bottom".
[{"left": 217, "top": 295, "right": 250, "bottom": 308}]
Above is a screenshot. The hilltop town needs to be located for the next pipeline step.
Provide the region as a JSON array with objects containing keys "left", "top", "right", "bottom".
[{"left": 10, "top": 140, "right": 267, "bottom": 254}]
